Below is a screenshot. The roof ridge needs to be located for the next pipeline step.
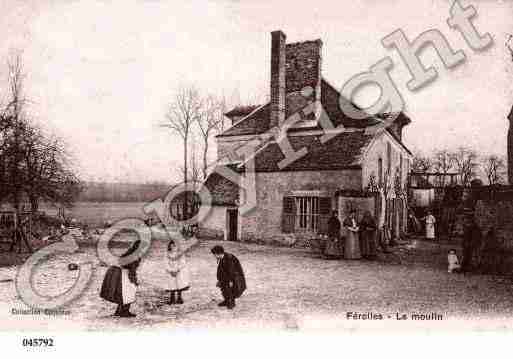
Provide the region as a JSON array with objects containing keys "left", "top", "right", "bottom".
[
  {"left": 219, "top": 102, "right": 270, "bottom": 136},
  {"left": 286, "top": 39, "right": 323, "bottom": 47}
]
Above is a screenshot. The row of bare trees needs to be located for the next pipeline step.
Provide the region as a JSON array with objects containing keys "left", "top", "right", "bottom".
[
  {"left": 161, "top": 85, "right": 229, "bottom": 184},
  {"left": 412, "top": 147, "right": 506, "bottom": 186},
  {"left": 0, "top": 55, "right": 82, "bottom": 215}
]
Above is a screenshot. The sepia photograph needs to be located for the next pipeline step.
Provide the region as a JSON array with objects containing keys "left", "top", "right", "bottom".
[{"left": 0, "top": 0, "right": 512, "bottom": 354}]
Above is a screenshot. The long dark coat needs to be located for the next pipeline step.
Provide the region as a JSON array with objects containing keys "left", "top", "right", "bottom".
[
  {"left": 327, "top": 215, "right": 341, "bottom": 239},
  {"left": 217, "top": 253, "right": 246, "bottom": 298},
  {"left": 324, "top": 215, "right": 343, "bottom": 257},
  {"left": 462, "top": 222, "right": 482, "bottom": 272},
  {"left": 360, "top": 215, "right": 377, "bottom": 257}
]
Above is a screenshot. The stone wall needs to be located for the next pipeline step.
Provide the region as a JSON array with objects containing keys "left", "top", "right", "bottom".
[
  {"left": 474, "top": 199, "right": 513, "bottom": 250},
  {"left": 197, "top": 205, "right": 226, "bottom": 240},
  {"left": 337, "top": 196, "right": 375, "bottom": 221},
  {"left": 239, "top": 169, "right": 361, "bottom": 244},
  {"left": 361, "top": 130, "right": 410, "bottom": 191},
  {"left": 471, "top": 187, "right": 513, "bottom": 274}
]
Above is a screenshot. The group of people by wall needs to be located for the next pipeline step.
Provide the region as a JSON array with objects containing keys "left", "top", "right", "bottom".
[{"left": 322, "top": 210, "right": 381, "bottom": 260}]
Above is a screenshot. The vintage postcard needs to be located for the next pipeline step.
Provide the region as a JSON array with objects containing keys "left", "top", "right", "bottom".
[{"left": 0, "top": 0, "right": 512, "bottom": 353}]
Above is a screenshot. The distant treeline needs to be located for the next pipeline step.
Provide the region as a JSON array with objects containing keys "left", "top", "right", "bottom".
[{"left": 78, "top": 181, "right": 173, "bottom": 202}]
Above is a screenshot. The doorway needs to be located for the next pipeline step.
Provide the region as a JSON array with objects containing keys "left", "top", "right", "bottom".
[{"left": 227, "top": 209, "right": 238, "bottom": 241}]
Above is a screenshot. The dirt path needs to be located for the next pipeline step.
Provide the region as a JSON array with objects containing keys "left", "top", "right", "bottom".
[{"left": 1, "top": 238, "right": 513, "bottom": 331}]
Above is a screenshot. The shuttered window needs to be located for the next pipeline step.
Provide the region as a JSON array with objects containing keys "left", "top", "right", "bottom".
[
  {"left": 281, "top": 196, "right": 331, "bottom": 233},
  {"left": 296, "top": 197, "right": 319, "bottom": 231},
  {"left": 318, "top": 197, "right": 332, "bottom": 234},
  {"left": 281, "top": 196, "right": 296, "bottom": 233}
]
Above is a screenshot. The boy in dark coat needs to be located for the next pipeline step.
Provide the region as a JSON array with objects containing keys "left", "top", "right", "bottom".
[{"left": 211, "top": 245, "right": 246, "bottom": 310}]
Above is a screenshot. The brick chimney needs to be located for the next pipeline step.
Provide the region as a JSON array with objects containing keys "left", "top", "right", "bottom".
[
  {"left": 270, "top": 30, "right": 286, "bottom": 129},
  {"left": 285, "top": 39, "right": 322, "bottom": 95},
  {"left": 286, "top": 39, "right": 322, "bottom": 121}
]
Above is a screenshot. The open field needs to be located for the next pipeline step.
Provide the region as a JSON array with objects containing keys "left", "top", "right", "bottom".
[
  {"left": 1, "top": 235, "right": 513, "bottom": 331},
  {"left": 40, "top": 202, "right": 148, "bottom": 226}
]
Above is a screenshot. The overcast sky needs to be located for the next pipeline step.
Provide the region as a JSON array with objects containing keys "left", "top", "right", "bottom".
[{"left": 0, "top": 0, "right": 512, "bottom": 183}]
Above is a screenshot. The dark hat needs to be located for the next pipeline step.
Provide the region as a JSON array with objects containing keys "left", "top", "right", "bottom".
[
  {"left": 167, "top": 239, "right": 176, "bottom": 251},
  {"left": 211, "top": 245, "right": 225, "bottom": 255}
]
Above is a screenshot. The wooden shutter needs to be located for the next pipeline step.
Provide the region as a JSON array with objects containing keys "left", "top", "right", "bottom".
[
  {"left": 318, "top": 197, "right": 332, "bottom": 234},
  {"left": 319, "top": 197, "right": 331, "bottom": 215},
  {"left": 281, "top": 196, "right": 296, "bottom": 233}
]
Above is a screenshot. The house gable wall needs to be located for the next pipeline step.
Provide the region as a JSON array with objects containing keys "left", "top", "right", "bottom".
[{"left": 361, "top": 131, "right": 412, "bottom": 191}]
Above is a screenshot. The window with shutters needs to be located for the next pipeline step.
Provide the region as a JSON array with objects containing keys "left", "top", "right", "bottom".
[
  {"left": 281, "top": 195, "right": 331, "bottom": 233},
  {"left": 296, "top": 196, "right": 319, "bottom": 231}
]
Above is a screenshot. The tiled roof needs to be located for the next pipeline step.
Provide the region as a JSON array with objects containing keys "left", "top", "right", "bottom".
[
  {"left": 218, "top": 78, "right": 379, "bottom": 137},
  {"left": 220, "top": 103, "right": 270, "bottom": 136},
  {"left": 244, "top": 130, "right": 374, "bottom": 172},
  {"left": 320, "top": 79, "right": 378, "bottom": 129},
  {"left": 202, "top": 164, "right": 241, "bottom": 206},
  {"left": 224, "top": 105, "right": 260, "bottom": 118}
]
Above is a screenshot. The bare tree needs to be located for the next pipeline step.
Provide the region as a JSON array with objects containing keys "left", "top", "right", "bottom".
[
  {"left": 196, "top": 95, "right": 224, "bottom": 179},
  {"left": 179, "top": 139, "right": 202, "bottom": 185},
  {"left": 162, "top": 85, "right": 202, "bottom": 184},
  {"left": 412, "top": 151, "right": 432, "bottom": 173},
  {"left": 1, "top": 54, "right": 29, "bottom": 213},
  {"left": 481, "top": 154, "right": 506, "bottom": 185},
  {"left": 451, "top": 147, "right": 478, "bottom": 187},
  {"left": 0, "top": 54, "right": 82, "bottom": 214},
  {"left": 217, "top": 96, "right": 229, "bottom": 133},
  {"left": 22, "top": 127, "right": 82, "bottom": 212},
  {"left": 432, "top": 149, "right": 454, "bottom": 186}
]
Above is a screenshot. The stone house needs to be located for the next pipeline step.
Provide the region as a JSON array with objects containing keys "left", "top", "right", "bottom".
[{"left": 201, "top": 30, "right": 413, "bottom": 244}]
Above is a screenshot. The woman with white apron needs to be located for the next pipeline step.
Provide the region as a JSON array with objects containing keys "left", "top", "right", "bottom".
[
  {"left": 424, "top": 211, "right": 436, "bottom": 240},
  {"left": 343, "top": 210, "right": 361, "bottom": 259},
  {"left": 100, "top": 240, "right": 142, "bottom": 317},
  {"left": 167, "top": 239, "right": 191, "bottom": 304}
]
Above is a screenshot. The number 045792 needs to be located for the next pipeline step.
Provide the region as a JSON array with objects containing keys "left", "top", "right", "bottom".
[{"left": 22, "top": 338, "right": 54, "bottom": 347}]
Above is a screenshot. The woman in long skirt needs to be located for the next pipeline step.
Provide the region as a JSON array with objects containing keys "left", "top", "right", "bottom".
[
  {"left": 360, "top": 211, "right": 377, "bottom": 259},
  {"left": 100, "top": 240, "right": 142, "bottom": 317},
  {"left": 343, "top": 210, "right": 361, "bottom": 259}
]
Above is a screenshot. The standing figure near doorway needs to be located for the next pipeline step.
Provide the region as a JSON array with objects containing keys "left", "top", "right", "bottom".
[
  {"left": 360, "top": 211, "right": 377, "bottom": 259},
  {"left": 343, "top": 210, "right": 361, "bottom": 259},
  {"left": 424, "top": 211, "right": 436, "bottom": 240},
  {"left": 324, "top": 211, "right": 343, "bottom": 258}
]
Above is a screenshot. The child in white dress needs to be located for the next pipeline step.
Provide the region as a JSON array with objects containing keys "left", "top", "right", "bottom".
[
  {"left": 167, "top": 239, "right": 190, "bottom": 304},
  {"left": 447, "top": 249, "right": 461, "bottom": 273}
]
